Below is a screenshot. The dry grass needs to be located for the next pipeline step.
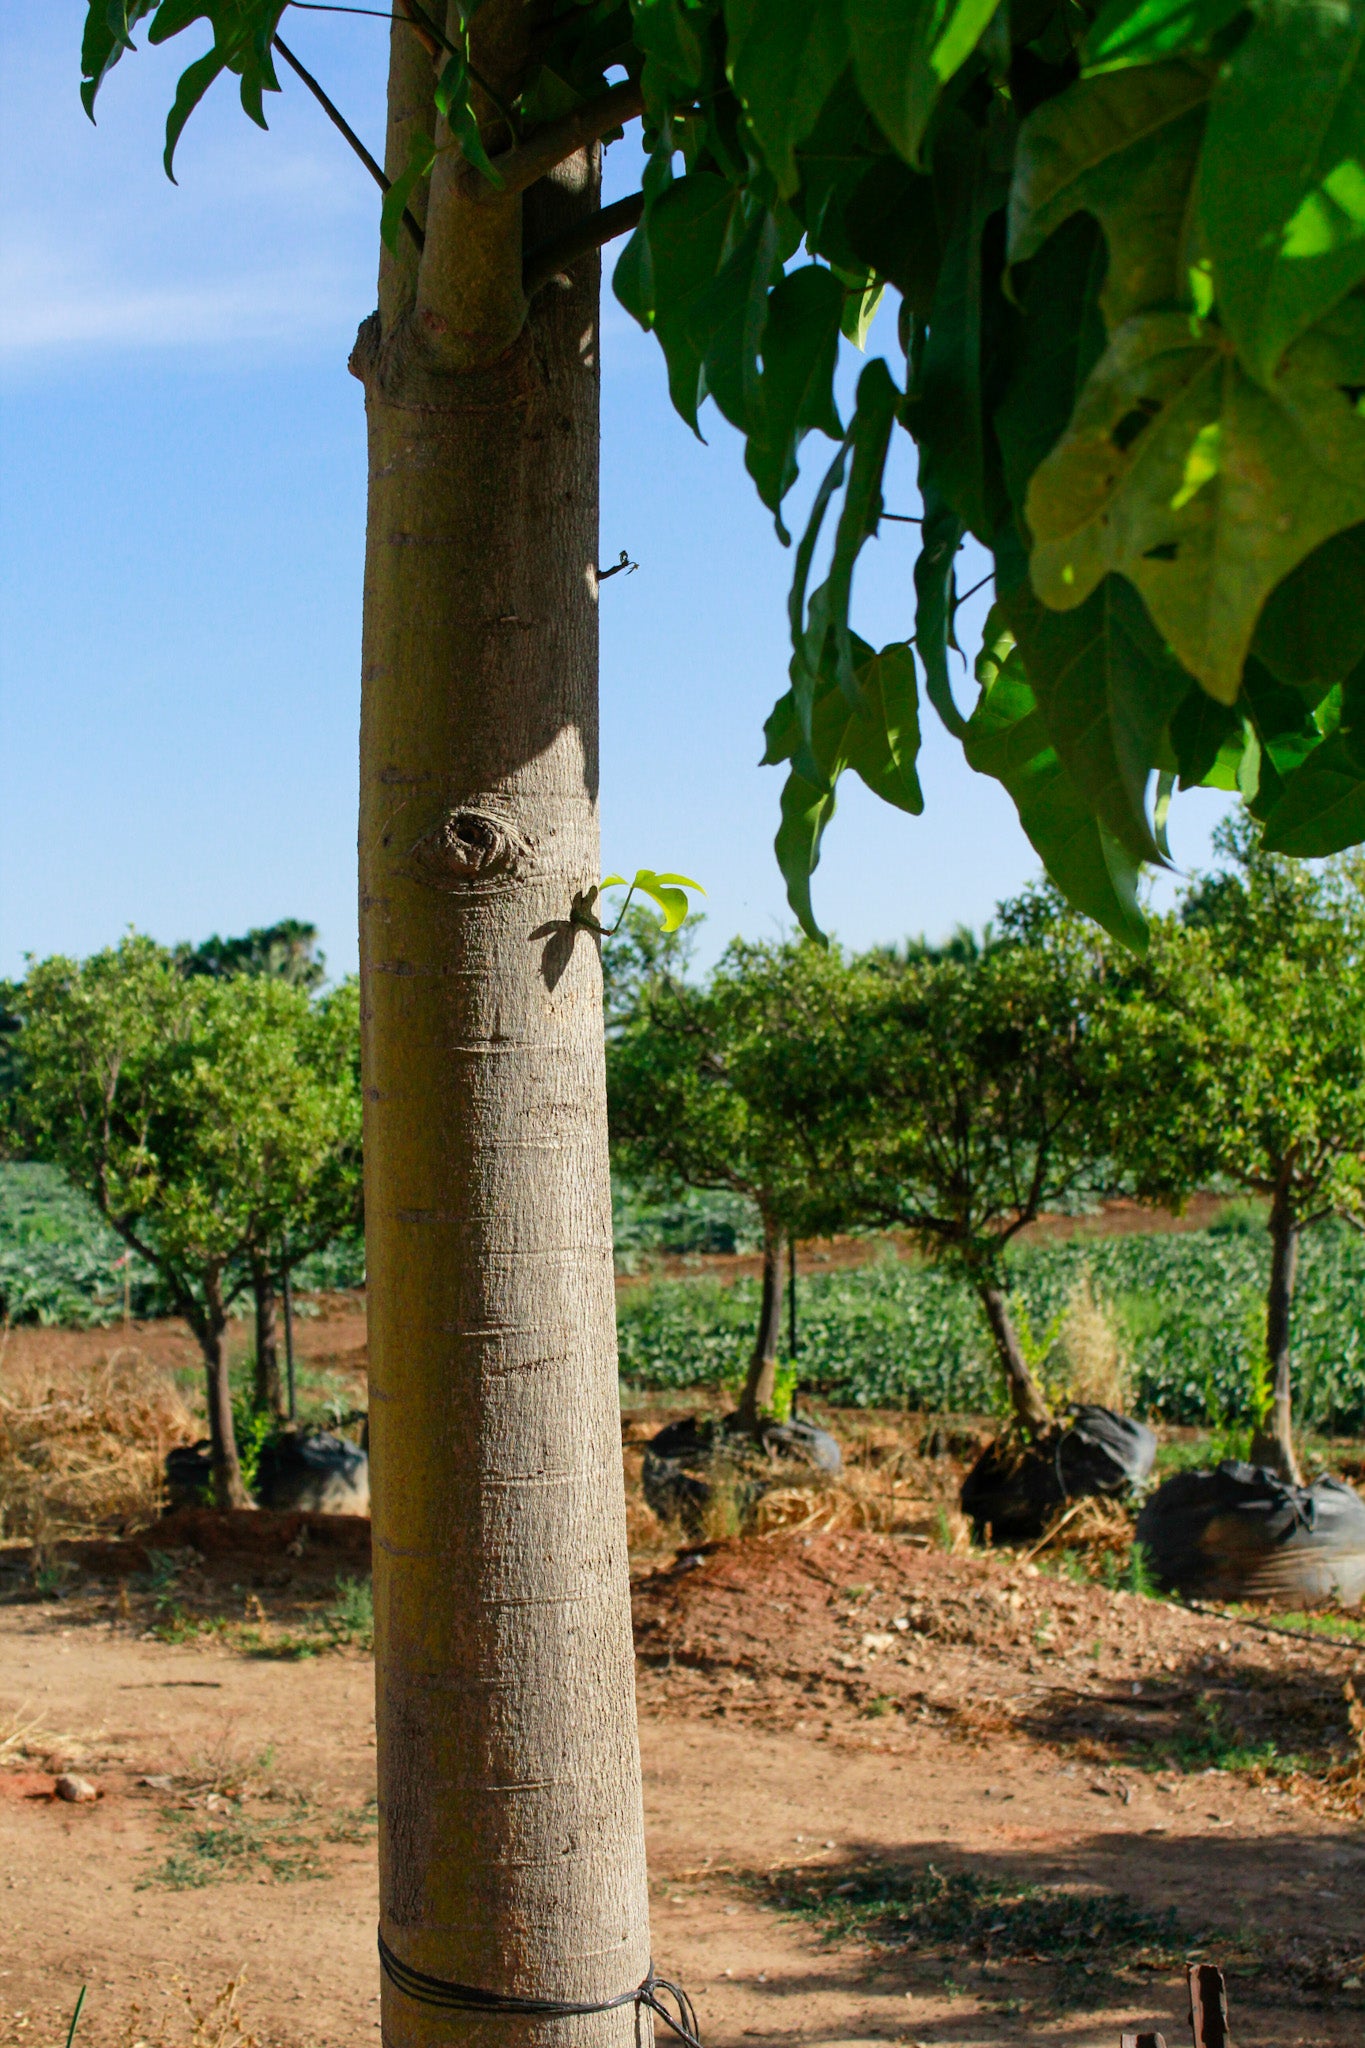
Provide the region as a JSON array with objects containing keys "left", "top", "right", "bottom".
[
  {"left": 0, "top": 1341, "right": 195, "bottom": 1541},
  {"left": 1051, "top": 1276, "right": 1129, "bottom": 1411},
  {"left": 1308, "top": 1678, "right": 1365, "bottom": 1821}
]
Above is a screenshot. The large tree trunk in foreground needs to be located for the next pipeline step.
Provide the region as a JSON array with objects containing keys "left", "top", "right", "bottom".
[
  {"left": 356, "top": 20, "right": 649, "bottom": 2040},
  {"left": 251, "top": 1262, "right": 283, "bottom": 1418},
  {"left": 977, "top": 1278, "right": 1053, "bottom": 1439},
  {"left": 1250, "top": 1188, "right": 1302, "bottom": 1484},
  {"left": 737, "top": 1215, "right": 784, "bottom": 1429}
]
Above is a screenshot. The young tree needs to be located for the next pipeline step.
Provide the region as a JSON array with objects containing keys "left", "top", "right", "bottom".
[
  {"left": 609, "top": 937, "right": 852, "bottom": 1427},
  {"left": 3, "top": 937, "right": 364, "bottom": 1503},
  {"left": 1104, "top": 822, "right": 1365, "bottom": 1480},
  {"left": 72, "top": 0, "right": 1365, "bottom": 2033},
  {"left": 173, "top": 918, "right": 350, "bottom": 1414},
  {"left": 789, "top": 924, "right": 1109, "bottom": 1435}
]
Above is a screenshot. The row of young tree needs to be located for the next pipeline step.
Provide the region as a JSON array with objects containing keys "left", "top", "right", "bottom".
[
  {"left": 2, "top": 827, "right": 1361, "bottom": 1501},
  {"left": 0, "top": 924, "right": 363, "bottom": 1507},
  {"left": 608, "top": 821, "right": 1365, "bottom": 1483}
]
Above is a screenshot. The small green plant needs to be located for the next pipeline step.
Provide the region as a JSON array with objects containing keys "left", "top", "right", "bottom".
[
  {"left": 141, "top": 1809, "right": 324, "bottom": 1889},
  {"left": 863, "top": 1694, "right": 895, "bottom": 1718},
  {"left": 1126, "top": 1542, "right": 1160, "bottom": 1599},
  {"left": 31, "top": 1555, "right": 76, "bottom": 1597},
  {"left": 326, "top": 1574, "right": 374, "bottom": 1648},
  {"left": 1149, "top": 1694, "right": 1307, "bottom": 1779},
  {"left": 63, "top": 1986, "right": 86, "bottom": 2048},
  {"left": 230, "top": 1394, "right": 277, "bottom": 1498},
  {"left": 766, "top": 1360, "right": 799, "bottom": 1424}
]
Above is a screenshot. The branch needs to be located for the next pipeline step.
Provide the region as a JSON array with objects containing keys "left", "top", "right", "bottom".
[
  {"left": 273, "top": 34, "right": 426, "bottom": 254},
  {"left": 524, "top": 189, "right": 645, "bottom": 296},
  {"left": 476, "top": 80, "right": 645, "bottom": 200}
]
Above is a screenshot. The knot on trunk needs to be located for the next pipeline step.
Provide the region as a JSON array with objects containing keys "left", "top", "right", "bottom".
[{"left": 409, "top": 806, "right": 533, "bottom": 893}]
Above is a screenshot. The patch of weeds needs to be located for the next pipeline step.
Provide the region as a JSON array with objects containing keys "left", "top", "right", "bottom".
[
  {"left": 31, "top": 1556, "right": 77, "bottom": 1598},
  {"left": 862, "top": 1695, "right": 895, "bottom": 1719},
  {"left": 1143, "top": 1694, "right": 1308, "bottom": 1779},
  {"left": 141, "top": 1808, "right": 324, "bottom": 1889},
  {"left": 325, "top": 1797, "right": 378, "bottom": 1845},
  {"left": 325, "top": 1573, "right": 373, "bottom": 1648},
  {"left": 1256, "top": 1609, "right": 1365, "bottom": 1647},
  {"left": 1126, "top": 1541, "right": 1160, "bottom": 1598},
  {"left": 753, "top": 1860, "right": 1191, "bottom": 2008}
]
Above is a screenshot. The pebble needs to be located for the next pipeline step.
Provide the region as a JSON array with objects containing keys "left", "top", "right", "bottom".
[{"left": 55, "top": 1774, "right": 97, "bottom": 1803}]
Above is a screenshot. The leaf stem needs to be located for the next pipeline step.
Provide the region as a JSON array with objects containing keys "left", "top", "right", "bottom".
[{"left": 273, "top": 35, "right": 425, "bottom": 252}]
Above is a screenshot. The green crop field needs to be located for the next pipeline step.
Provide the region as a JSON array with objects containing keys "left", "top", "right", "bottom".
[
  {"left": 616, "top": 1219, "right": 1365, "bottom": 1432},
  {"left": 0, "top": 1163, "right": 364, "bottom": 1326},
  {"left": 6, "top": 1164, "right": 1364, "bottom": 1432}
]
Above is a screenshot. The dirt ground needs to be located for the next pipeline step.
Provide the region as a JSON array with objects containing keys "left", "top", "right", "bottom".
[{"left": 2, "top": 1474, "right": 1363, "bottom": 2048}]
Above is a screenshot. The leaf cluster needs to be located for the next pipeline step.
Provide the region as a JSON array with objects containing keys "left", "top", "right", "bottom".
[
  {"left": 606, "top": 0, "right": 1365, "bottom": 943},
  {"left": 76, "top": 0, "right": 1365, "bottom": 945}
]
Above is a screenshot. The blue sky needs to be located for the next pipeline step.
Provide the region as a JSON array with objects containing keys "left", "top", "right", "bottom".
[{"left": 0, "top": 7, "right": 1232, "bottom": 982}]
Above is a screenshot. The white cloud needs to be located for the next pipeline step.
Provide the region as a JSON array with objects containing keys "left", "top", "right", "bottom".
[{"left": 0, "top": 237, "right": 364, "bottom": 356}]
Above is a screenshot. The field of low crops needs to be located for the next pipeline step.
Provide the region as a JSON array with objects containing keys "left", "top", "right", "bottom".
[
  {"left": 0, "top": 1164, "right": 365, "bottom": 1326},
  {"left": 617, "top": 1219, "right": 1365, "bottom": 1432},
  {"left": 6, "top": 1164, "right": 1365, "bottom": 1433}
]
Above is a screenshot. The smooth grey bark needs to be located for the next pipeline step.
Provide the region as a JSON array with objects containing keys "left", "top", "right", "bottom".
[{"left": 355, "top": 13, "right": 649, "bottom": 2040}]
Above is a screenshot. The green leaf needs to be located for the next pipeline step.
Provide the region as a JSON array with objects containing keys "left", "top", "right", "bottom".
[
  {"left": 632, "top": 870, "right": 707, "bottom": 932},
  {"left": 847, "top": 0, "right": 1004, "bottom": 165},
  {"left": 381, "top": 128, "right": 436, "bottom": 256},
  {"left": 1001, "top": 571, "right": 1193, "bottom": 864},
  {"left": 840, "top": 640, "right": 924, "bottom": 812},
  {"left": 913, "top": 485, "right": 969, "bottom": 737},
  {"left": 915, "top": 116, "right": 1008, "bottom": 539},
  {"left": 1082, "top": 0, "right": 1246, "bottom": 76},
  {"left": 699, "top": 209, "right": 782, "bottom": 434},
  {"left": 1200, "top": 0, "right": 1365, "bottom": 383},
  {"left": 164, "top": 47, "right": 226, "bottom": 180},
  {"left": 1260, "top": 650, "right": 1365, "bottom": 851},
  {"left": 995, "top": 211, "right": 1109, "bottom": 516},
  {"left": 1260, "top": 727, "right": 1365, "bottom": 854},
  {"left": 743, "top": 264, "right": 845, "bottom": 519},
  {"left": 1169, "top": 682, "right": 1242, "bottom": 787},
  {"left": 820, "top": 357, "right": 899, "bottom": 700},
  {"left": 81, "top": 2, "right": 158, "bottom": 119},
  {"left": 1009, "top": 61, "right": 1212, "bottom": 331},
  {"left": 435, "top": 53, "right": 504, "bottom": 188},
  {"left": 842, "top": 158, "right": 942, "bottom": 314},
  {"left": 636, "top": 173, "right": 745, "bottom": 433},
  {"left": 765, "top": 638, "right": 922, "bottom": 940},
  {"left": 1024, "top": 303, "right": 1365, "bottom": 704},
  {"left": 725, "top": 0, "right": 847, "bottom": 196},
  {"left": 773, "top": 768, "right": 837, "bottom": 942},
  {"left": 964, "top": 639, "right": 1149, "bottom": 950},
  {"left": 1251, "top": 522, "right": 1365, "bottom": 691}
]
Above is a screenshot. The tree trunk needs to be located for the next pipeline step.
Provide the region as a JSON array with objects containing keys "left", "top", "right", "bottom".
[
  {"left": 737, "top": 1216, "right": 784, "bottom": 1430},
  {"left": 200, "top": 1277, "right": 249, "bottom": 1509},
  {"left": 356, "top": 18, "right": 649, "bottom": 2040},
  {"left": 252, "top": 1261, "right": 283, "bottom": 1418},
  {"left": 1250, "top": 1188, "right": 1302, "bottom": 1483},
  {"left": 977, "top": 1278, "right": 1053, "bottom": 1438}
]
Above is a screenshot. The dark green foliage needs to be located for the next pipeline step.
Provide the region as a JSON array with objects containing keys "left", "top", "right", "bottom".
[{"left": 174, "top": 918, "right": 325, "bottom": 990}]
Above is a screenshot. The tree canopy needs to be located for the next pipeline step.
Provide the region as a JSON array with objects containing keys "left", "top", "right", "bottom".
[
  {"left": 3, "top": 935, "right": 363, "bottom": 1502},
  {"left": 608, "top": 933, "right": 854, "bottom": 1420},
  {"left": 79, "top": 0, "right": 1365, "bottom": 948},
  {"left": 1100, "top": 819, "right": 1365, "bottom": 1474}
]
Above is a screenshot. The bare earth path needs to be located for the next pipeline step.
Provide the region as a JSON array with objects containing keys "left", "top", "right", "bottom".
[{"left": 2, "top": 1523, "right": 1363, "bottom": 2048}]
